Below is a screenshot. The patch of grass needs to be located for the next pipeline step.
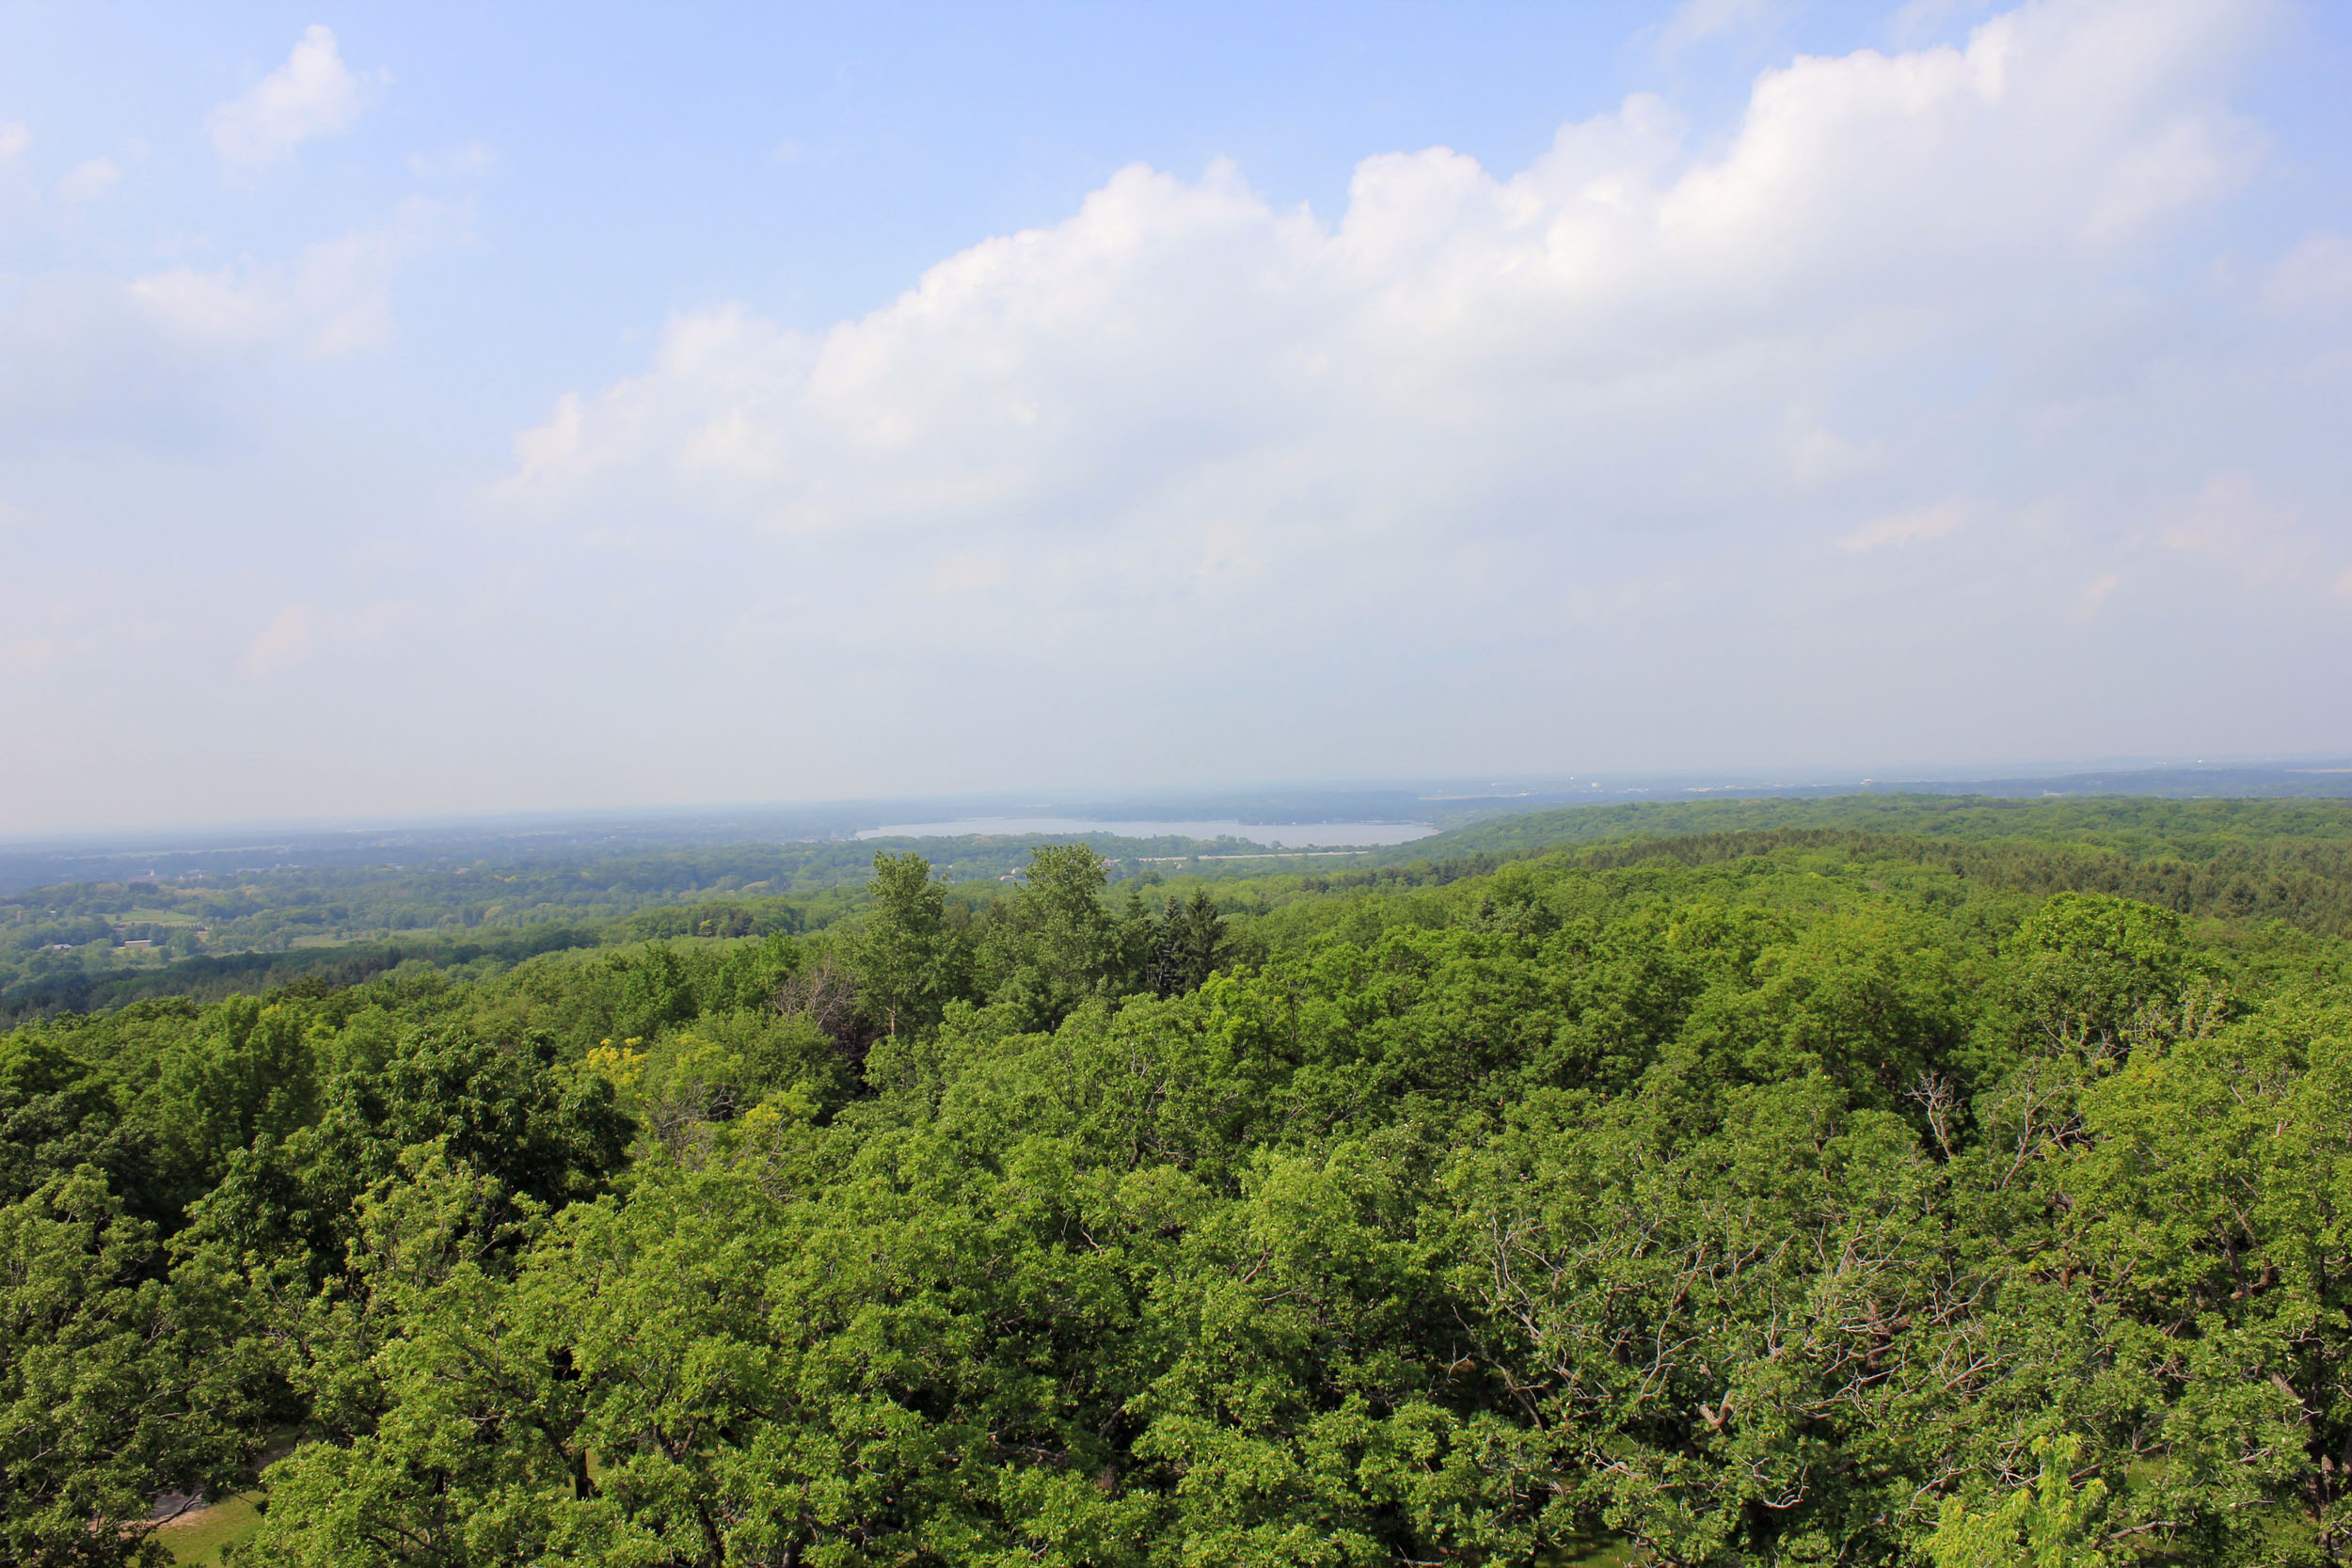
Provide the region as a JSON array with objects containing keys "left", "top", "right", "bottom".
[{"left": 159, "top": 1493, "right": 262, "bottom": 1565}]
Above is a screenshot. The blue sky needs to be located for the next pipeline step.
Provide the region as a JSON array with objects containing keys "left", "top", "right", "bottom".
[{"left": 3, "top": 0, "right": 2349, "bottom": 832}]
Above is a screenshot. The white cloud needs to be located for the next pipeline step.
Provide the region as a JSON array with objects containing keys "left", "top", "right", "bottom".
[
  {"left": 2078, "top": 108, "right": 2265, "bottom": 242},
  {"left": 1841, "top": 503, "right": 1964, "bottom": 550},
  {"left": 2157, "top": 472, "right": 2279, "bottom": 548},
  {"left": 9, "top": 0, "right": 2344, "bottom": 830},
  {"left": 454, "top": 0, "right": 2352, "bottom": 804},
  {"left": 0, "top": 197, "right": 462, "bottom": 446},
  {"left": 2155, "top": 472, "right": 2328, "bottom": 578},
  {"left": 129, "top": 198, "right": 465, "bottom": 356},
  {"left": 127, "top": 267, "right": 274, "bottom": 346},
  {"left": 1658, "top": 0, "right": 1777, "bottom": 55},
  {"left": 291, "top": 199, "right": 463, "bottom": 353},
  {"left": 0, "top": 123, "right": 28, "bottom": 161},
  {"left": 504, "top": 0, "right": 2269, "bottom": 612},
  {"left": 207, "top": 25, "right": 381, "bottom": 166},
  {"left": 2265, "top": 234, "right": 2352, "bottom": 314},
  {"left": 56, "top": 156, "right": 120, "bottom": 202},
  {"left": 238, "top": 604, "right": 312, "bottom": 678}
]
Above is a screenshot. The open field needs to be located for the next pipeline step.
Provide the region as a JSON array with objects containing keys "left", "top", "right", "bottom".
[{"left": 159, "top": 1495, "right": 260, "bottom": 1565}]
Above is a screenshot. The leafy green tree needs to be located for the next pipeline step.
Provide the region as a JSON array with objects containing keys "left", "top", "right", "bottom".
[
  {"left": 305, "top": 1026, "right": 633, "bottom": 1215},
  {"left": 230, "top": 1149, "right": 569, "bottom": 1566},
  {"left": 698, "top": 930, "right": 805, "bottom": 1017},
  {"left": 983, "top": 845, "right": 1136, "bottom": 1029},
  {"left": 0, "top": 1034, "right": 147, "bottom": 1211},
  {"left": 614, "top": 943, "right": 701, "bottom": 1041},
  {"left": 151, "top": 996, "right": 320, "bottom": 1196},
  {"left": 1995, "top": 891, "right": 2194, "bottom": 1054},
  {"left": 631, "top": 1008, "right": 852, "bottom": 1154},
  {"left": 1444, "top": 1074, "right": 1984, "bottom": 1562},
  {"left": 0, "top": 1166, "right": 249, "bottom": 1568},
  {"left": 845, "top": 850, "right": 971, "bottom": 1040},
  {"left": 1147, "top": 889, "right": 1228, "bottom": 997}
]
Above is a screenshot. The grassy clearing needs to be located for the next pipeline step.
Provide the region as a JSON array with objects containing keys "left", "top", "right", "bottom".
[{"left": 159, "top": 1493, "right": 262, "bottom": 1564}]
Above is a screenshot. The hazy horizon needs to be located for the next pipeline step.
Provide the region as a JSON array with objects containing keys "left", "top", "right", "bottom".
[
  {"left": 8, "top": 752, "right": 2352, "bottom": 849},
  {"left": 5, "top": 0, "right": 2348, "bottom": 833}
]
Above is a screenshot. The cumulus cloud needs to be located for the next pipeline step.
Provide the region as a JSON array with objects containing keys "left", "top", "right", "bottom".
[
  {"left": 455, "top": 0, "right": 2352, "bottom": 797},
  {"left": 2158, "top": 473, "right": 2291, "bottom": 553},
  {"left": 237, "top": 604, "right": 313, "bottom": 678},
  {"left": 11, "top": 0, "right": 2344, "bottom": 830},
  {"left": 56, "top": 156, "right": 120, "bottom": 203},
  {"left": 129, "top": 198, "right": 465, "bottom": 356},
  {"left": 2265, "top": 234, "right": 2352, "bottom": 315},
  {"left": 207, "top": 25, "right": 381, "bottom": 166},
  {"left": 0, "top": 123, "right": 28, "bottom": 161},
  {"left": 503, "top": 3, "right": 2275, "bottom": 628},
  {"left": 0, "top": 197, "right": 462, "bottom": 449},
  {"left": 1841, "top": 504, "right": 1965, "bottom": 551},
  {"left": 2152, "top": 473, "right": 2344, "bottom": 588}
]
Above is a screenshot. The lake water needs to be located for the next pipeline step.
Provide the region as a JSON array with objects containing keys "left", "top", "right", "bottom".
[{"left": 854, "top": 816, "right": 1438, "bottom": 849}]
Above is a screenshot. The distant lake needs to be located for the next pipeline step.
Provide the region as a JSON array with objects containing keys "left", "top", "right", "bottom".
[{"left": 854, "top": 817, "right": 1438, "bottom": 849}]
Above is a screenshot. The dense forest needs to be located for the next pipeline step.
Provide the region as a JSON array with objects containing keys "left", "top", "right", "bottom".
[
  {"left": 11, "top": 795, "right": 2352, "bottom": 1024},
  {"left": 8, "top": 798, "right": 2352, "bottom": 1563}
]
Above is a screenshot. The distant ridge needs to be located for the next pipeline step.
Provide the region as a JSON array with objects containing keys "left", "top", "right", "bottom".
[
  {"left": 5, "top": 762, "right": 2346, "bottom": 898},
  {"left": 1363, "top": 791, "right": 2352, "bottom": 877}
]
